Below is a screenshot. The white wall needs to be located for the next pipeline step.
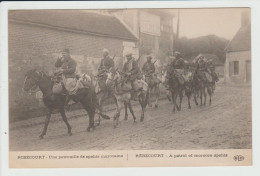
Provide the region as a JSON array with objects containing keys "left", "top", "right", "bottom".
[{"left": 225, "top": 50, "right": 251, "bottom": 82}]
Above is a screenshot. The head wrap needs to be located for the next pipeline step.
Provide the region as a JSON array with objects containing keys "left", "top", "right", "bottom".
[
  {"left": 103, "top": 48, "right": 109, "bottom": 54},
  {"left": 62, "top": 48, "right": 70, "bottom": 54}
]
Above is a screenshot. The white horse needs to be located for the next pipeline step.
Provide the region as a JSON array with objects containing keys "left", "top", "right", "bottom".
[
  {"left": 106, "top": 70, "right": 149, "bottom": 128},
  {"left": 160, "top": 69, "right": 172, "bottom": 101}
]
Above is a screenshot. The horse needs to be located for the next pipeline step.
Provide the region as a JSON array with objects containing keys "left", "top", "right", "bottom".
[
  {"left": 23, "top": 69, "right": 97, "bottom": 139},
  {"left": 106, "top": 70, "right": 149, "bottom": 128},
  {"left": 165, "top": 67, "right": 196, "bottom": 112},
  {"left": 85, "top": 73, "right": 117, "bottom": 125},
  {"left": 142, "top": 73, "right": 161, "bottom": 108},
  {"left": 194, "top": 70, "right": 214, "bottom": 106},
  {"left": 182, "top": 69, "right": 194, "bottom": 109},
  {"left": 160, "top": 69, "right": 172, "bottom": 102}
]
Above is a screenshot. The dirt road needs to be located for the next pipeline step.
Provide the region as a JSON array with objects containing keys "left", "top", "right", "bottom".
[{"left": 9, "top": 83, "right": 251, "bottom": 151}]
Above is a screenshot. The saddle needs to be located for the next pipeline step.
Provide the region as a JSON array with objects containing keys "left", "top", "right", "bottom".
[
  {"left": 198, "top": 71, "right": 213, "bottom": 83},
  {"left": 52, "top": 73, "right": 87, "bottom": 95},
  {"left": 173, "top": 69, "right": 185, "bottom": 85}
]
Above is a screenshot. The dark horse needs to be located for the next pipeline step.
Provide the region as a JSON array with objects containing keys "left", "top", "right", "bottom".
[
  {"left": 167, "top": 70, "right": 184, "bottom": 113},
  {"left": 193, "top": 70, "right": 213, "bottom": 106},
  {"left": 23, "top": 69, "right": 97, "bottom": 139}
]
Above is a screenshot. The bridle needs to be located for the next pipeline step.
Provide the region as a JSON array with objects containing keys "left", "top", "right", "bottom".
[{"left": 23, "top": 71, "right": 44, "bottom": 93}]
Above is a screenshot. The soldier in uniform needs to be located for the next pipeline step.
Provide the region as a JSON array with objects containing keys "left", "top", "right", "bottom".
[
  {"left": 207, "top": 59, "right": 219, "bottom": 82},
  {"left": 173, "top": 51, "right": 185, "bottom": 69},
  {"left": 122, "top": 53, "right": 141, "bottom": 100},
  {"left": 142, "top": 56, "right": 156, "bottom": 87},
  {"left": 197, "top": 55, "right": 213, "bottom": 83},
  {"left": 54, "top": 48, "right": 78, "bottom": 95},
  {"left": 97, "top": 48, "right": 115, "bottom": 91},
  {"left": 198, "top": 56, "right": 207, "bottom": 72},
  {"left": 171, "top": 51, "right": 185, "bottom": 85}
]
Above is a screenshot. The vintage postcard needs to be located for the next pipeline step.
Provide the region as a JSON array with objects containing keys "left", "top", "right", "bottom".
[{"left": 1, "top": 2, "right": 255, "bottom": 171}]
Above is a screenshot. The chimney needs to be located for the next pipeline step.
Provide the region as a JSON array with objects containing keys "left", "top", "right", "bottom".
[{"left": 241, "top": 10, "right": 250, "bottom": 27}]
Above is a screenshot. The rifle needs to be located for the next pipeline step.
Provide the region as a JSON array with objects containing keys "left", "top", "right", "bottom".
[
  {"left": 112, "top": 54, "right": 116, "bottom": 60},
  {"left": 136, "top": 54, "right": 143, "bottom": 63}
]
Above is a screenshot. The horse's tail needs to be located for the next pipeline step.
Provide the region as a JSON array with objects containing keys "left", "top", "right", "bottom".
[{"left": 96, "top": 111, "right": 110, "bottom": 120}]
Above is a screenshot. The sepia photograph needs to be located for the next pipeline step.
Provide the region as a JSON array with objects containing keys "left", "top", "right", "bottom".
[{"left": 3, "top": 5, "right": 254, "bottom": 168}]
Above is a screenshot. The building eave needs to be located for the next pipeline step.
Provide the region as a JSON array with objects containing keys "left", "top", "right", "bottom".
[{"left": 9, "top": 18, "right": 139, "bottom": 42}]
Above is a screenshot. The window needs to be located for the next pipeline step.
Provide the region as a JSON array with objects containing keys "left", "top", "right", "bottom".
[{"left": 234, "top": 61, "right": 239, "bottom": 75}]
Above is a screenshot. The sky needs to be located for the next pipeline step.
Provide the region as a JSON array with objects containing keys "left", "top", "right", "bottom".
[{"left": 173, "top": 8, "right": 250, "bottom": 40}]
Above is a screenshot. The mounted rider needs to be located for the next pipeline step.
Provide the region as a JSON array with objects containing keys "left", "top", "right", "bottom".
[
  {"left": 206, "top": 59, "right": 219, "bottom": 83},
  {"left": 197, "top": 55, "right": 214, "bottom": 83},
  {"left": 142, "top": 55, "right": 160, "bottom": 87},
  {"left": 122, "top": 52, "right": 142, "bottom": 100},
  {"left": 97, "top": 48, "right": 115, "bottom": 92},
  {"left": 53, "top": 48, "right": 83, "bottom": 95},
  {"left": 170, "top": 51, "right": 186, "bottom": 85}
]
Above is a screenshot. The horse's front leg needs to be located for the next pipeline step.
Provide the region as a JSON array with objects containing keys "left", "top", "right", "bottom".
[
  {"left": 193, "top": 89, "right": 199, "bottom": 106},
  {"left": 114, "top": 100, "right": 122, "bottom": 128},
  {"left": 127, "top": 100, "right": 136, "bottom": 122},
  {"left": 39, "top": 109, "right": 52, "bottom": 139},
  {"left": 207, "top": 86, "right": 212, "bottom": 105},
  {"left": 124, "top": 101, "right": 128, "bottom": 120},
  {"left": 97, "top": 94, "right": 105, "bottom": 126},
  {"left": 154, "top": 85, "right": 160, "bottom": 108},
  {"left": 178, "top": 90, "right": 183, "bottom": 111},
  {"left": 60, "top": 108, "right": 72, "bottom": 136},
  {"left": 203, "top": 86, "right": 207, "bottom": 105},
  {"left": 147, "top": 88, "right": 152, "bottom": 107},
  {"left": 200, "top": 88, "right": 203, "bottom": 106},
  {"left": 172, "top": 92, "right": 177, "bottom": 113},
  {"left": 187, "top": 90, "right": 191, "bottom": 109}
]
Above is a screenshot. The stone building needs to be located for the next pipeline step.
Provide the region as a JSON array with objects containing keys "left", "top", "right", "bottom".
[
  {"left": 107, "top": 9, "right": 175, "bottom": 66},
  {"left": 225, "top": 11, "right": 251, "bottom": 83}
]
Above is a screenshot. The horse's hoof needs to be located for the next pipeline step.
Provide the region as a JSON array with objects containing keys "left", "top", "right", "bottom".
[
  {"left": 124, "top": 116, "right": 128, "bottom": 120},
  {"left": 68, "top": 132, "right": 72, "bottom": 136},
  {"left": 93, "top": 126, "right": 96, "bottom": 130},
  {"left": 140, "top": 118, "right": 144, "bottom": 122},
  {"left": 148, "top": 104, "right": 152, "bottom": 107},
  {"left": 188, "top": 106, "right": 191, "bottom": 109},
  {"left": 39, "top": 135, "right": 44, "bottom": 139},
  {"left": 87, "top": 127, "right": 91, "bottom": 132},
  {"left": 154, "top": 104, "right": 158, "bottom": 108},
  {"left": 96, "top": 122, "right": 100, "bottom": 126}
]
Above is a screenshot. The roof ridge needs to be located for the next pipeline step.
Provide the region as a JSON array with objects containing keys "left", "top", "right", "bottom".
[{"left": 9, "top": 10, "right": 138, "bottom": 41}]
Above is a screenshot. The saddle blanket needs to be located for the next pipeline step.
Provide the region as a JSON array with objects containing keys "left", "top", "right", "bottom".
[
  {"left": 145, "top": 74, "right": 161, "bottom": 87},
  {"left": 52, "top": 77, "right": 85, "bottom": 95},
  {"left": 121, "top": 79, "right": 148, "bottom": 93},
  {"left": 201, "top": 72, "right": 213, "bottom": 83}
]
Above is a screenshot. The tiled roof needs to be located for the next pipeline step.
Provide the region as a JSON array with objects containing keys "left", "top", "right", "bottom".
[
  {"left": 225, "top": 24, "right": 251, "bottom": 52},
  {"left": 9, "top": 10, "right": 138, "bottom": 41}
]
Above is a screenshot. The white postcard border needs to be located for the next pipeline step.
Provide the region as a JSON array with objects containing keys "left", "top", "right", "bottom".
[{"left": 1, "top": 1, "right": 260, "bottom": 176}]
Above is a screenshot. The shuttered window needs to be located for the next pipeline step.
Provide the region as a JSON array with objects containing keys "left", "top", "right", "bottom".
[
  {"left": 234, "top": 61, "right": 239, "bottom": 75},
  {"left": 229, "top": 61, "right": 234, "bottom": 76}
]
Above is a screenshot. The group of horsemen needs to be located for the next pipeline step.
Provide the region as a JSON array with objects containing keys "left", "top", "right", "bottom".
[{"left": 53, "top": 48, "right": 219, "bottom": 102}]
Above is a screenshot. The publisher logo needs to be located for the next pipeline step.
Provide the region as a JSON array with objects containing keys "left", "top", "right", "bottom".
[{"left": 233, "top": 155, "right": 244, "bottom": 161}]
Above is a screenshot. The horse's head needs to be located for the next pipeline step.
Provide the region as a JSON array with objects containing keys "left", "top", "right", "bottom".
[
  {"left": 23, "top": 69, "right": 43, "bottom": 92},
  {"left": 80, "top": 73, "right": 92, "bottom": 84},
  {"left": 161, "top": 70, "right": 168, "bottom": 84},
  {"left": 106, "top": 68, "right": 119, "bottom": 88}
]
